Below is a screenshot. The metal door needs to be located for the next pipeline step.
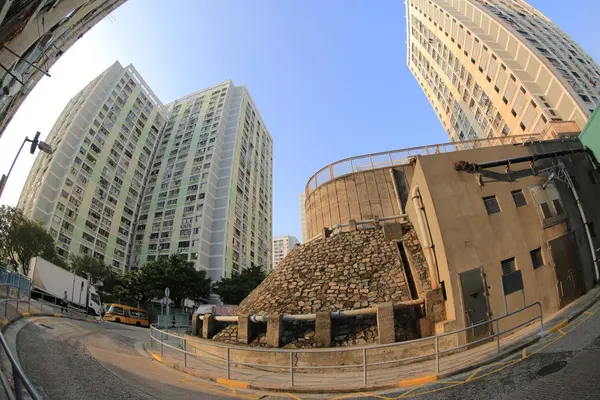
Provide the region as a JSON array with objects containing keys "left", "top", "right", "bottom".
[
  {"left": 459, "top": 267, "right": 491, "bottom": 342},
  {"left": 549, "top": 234, "right": 584, "bottom": 308}
]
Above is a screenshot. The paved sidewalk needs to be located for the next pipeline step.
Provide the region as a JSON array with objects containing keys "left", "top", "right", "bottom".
[{"left": 146, "top": 286, "right": 600, "bottom": 393}]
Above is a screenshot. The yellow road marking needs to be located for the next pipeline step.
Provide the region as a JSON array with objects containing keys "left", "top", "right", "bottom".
[
  {"left": 182, "top": 374, "right": 190, "bottom": 383},
  {"left": 522, "top": 348, "right": 527, "bottom": 359},
  {"left": 465, "top": 367, "right": 482, "bottom": 382},
  {"left": 53, "top": 313, "right": 61, "bottom": 318},
  {"left": 183, "top": 377, "right": 259, "bottom": 399},
  {"left": 585, "top": 311, "right": 595, "bottom": 315},
  {"left": 1, "top": 319, "right": 8, "bottom": 327},
  {"left": 21, "top": 312, "right": 30, "bottom": 317},
  {"left": 285, "top": 393, "right": 303, "bottom": 400},
  {"left": 395, "top": 384, "right": 425, "bottom": 398},
  {"left": 151, "top": 353, "right": 163, "bottom": 362},
  {"left": 487, "top": 359, "right": 518, "bottom": 367},
  {"left": 215, "top": 378, "right": 248, "bottom": 389},
  {"left": 358, "top": 392, "right": 392, "bottom": 399},
  {"left": 558, "top": 328, "right": 567, "bottom": 335},
  {"left": 399, "top": 375, "right": 437, "bottom": 387},
  {"left": 548, "top": 320, "right": 568, "bottom": 333}
]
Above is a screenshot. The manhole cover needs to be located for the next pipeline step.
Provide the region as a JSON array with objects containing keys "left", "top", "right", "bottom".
[{"left": 537, "top": 361, "right": 567, "bottom": 376}]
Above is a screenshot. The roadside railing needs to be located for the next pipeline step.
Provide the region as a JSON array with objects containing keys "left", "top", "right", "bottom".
[
  {"left": 305, "top": 134, "right": 542, "bottom": 196},
  {"left": 0, "top": 329, "right": 41, "bottom": 400},
  {"left": 148, "top": 302, "right": 544, "bottom": 389},
  {"left": 0, "top": 270, "right": 31, "bottom": 298}
]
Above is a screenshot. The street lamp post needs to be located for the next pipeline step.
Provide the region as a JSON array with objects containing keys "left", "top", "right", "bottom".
[{"left": 0, "top": 131, "right": 52, "bottom": 198}]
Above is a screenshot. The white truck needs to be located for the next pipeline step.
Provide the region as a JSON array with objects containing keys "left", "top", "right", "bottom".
[{"left": 28, "top": 257, "right": 103, "bottom": 316}]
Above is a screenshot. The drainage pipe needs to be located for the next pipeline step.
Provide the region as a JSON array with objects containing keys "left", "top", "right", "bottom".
[
  {"left": 389, "top": 168, "right": 405, "bottom": 215},
  {"left": 199, "top": 299, "right": 425, "bottom": 322},
  {"left": 410, "top": 184, "right": 440, "bottom": 289}
]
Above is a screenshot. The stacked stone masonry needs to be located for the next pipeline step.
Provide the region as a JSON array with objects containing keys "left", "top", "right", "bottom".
[{"left": 212, "top": 225, "right": 431, "bottom": 348}]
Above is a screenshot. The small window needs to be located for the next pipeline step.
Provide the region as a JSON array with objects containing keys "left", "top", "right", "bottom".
[
  {"left": 530, "top": 248, "right": 544, "bottom": 269},
  {"left": 540, "top": 202, "right": 553, "bottom": 219},
  {"left": 512, "top": 190, "right": 527, "bottom": 207},
  {"left": 501, "top": 257, "right": 517, "bottom": 275},
  {"left": 552, "top": 199, "right": 564, "bottom": 215},
  {"left": 483, "top": 195, "right": 501, "bottom": 214}
]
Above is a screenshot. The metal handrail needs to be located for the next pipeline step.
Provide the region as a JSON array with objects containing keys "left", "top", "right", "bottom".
[
  {"left": 148, "top": 301, "right": 544, "bottom": 387},
  {"left": 304, "top": 134, "right": 542, "bottom": 196}
]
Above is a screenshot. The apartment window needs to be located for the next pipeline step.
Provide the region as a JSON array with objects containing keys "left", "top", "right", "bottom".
[
  {"left": 512, "top": 190, "right": 527, "bottom": 207},
  {"left": 552, "top": 199, "right": 564, "bottom": 215},
  {"left": 540, "top": 202, "right": 553, "bottom": 219},
  {"left": 483, "top": 196, "right": 501, "bottom": 214},
  {"left": 501, "top": 257, "right": 517, "bottom": 275},
  {"left": 530, "top": 248, "right": 544, "bottom": 269}
]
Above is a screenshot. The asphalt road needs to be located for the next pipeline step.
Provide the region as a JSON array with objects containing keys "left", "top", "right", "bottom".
[{"left": 15, "top": 318, "right": 251, "bottom": 400}]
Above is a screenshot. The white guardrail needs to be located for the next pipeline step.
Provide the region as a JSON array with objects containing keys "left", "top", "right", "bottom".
[{"left": 149, "top": 302, "right": 544, "bottom": 388}]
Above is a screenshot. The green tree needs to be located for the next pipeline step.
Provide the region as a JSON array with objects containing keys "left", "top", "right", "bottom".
[
  {"left": 212, "top": 265, "right": 267, "bottom": 305},
  {"left": 142, "top": 255, "right": 211, "bottom": 308},
  {"left": 0, "top": 206, "right": 57, "bottom": 275},
  {"left": 111, "top": 270, "right": 151, "bottom": 307},
  {"left": 68, "top": 254, "right": 115, "bottom": 298}
]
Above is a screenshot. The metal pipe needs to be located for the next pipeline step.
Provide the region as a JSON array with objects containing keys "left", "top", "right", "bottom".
[
  {"left": 410, "top": 184, "right": 440, "bottom": 289},
  {"left": 564, "top": 168, "right": 600, "bottom": 283},
  {"left": 454, "top": 146, "right": 584, "bottom": 171}
]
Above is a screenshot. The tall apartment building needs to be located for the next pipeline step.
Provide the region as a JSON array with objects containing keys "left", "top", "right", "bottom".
[
  {"left": 20, "top": 67, "right": 273, "bottom": 281},
  {"left": 18, "top": 61, "right": 167, "bottom": 270},
  {"left": 405, "top": 0, "right": 600, "bottom": 142},
  {"left": 272, "top": 235, "right": 299, "bottom": 269},
  {"left": 0, "top": 0, "right": 127, "bottom": 136},
  {"left": 300, "top": 193, "right": 308, "bottom": 242},
  {"left": 130, "top": 81, "right": 273, "bottom": 281}
]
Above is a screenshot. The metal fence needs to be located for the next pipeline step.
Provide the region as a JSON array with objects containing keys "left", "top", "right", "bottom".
[
  {"left": 0, "top": 269, "right": 31, "bottom": 298},
  {"left": 148, "top": 302, "right": 543, "bottom": 389},
  {"left": 305, "top": 134, "right": 542, "bottom": 196}
]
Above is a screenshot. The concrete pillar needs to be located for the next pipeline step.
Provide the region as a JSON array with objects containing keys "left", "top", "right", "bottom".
[
  {"left": 425, "top": 288, "right": 446, "bottom": 323},
  {"left": 348, "top": 219, "right": 357, "bottom": 231},
  {"left": 383, "top": 222, "right": 404, "bottom": 241},
  {"left": 418, "top": 317, "right": 433, "bottom": 337},
  {"left": 266, "top": 314, "right": 283, "bottom": 347},
  {"left": 202, "top": 313, "right": 217, "bottom": 339},
  {"left": 191, "top": 313, "right": 201, "bottom": 336},
  {"left": 315, "top": 311, "right": 332, "bottom": 348},
  {"left": 376, "top": 302, "right": 396, "bottom": 344},
  {"left": 237, "top": 314, "right": 251, "bottom": 344}
]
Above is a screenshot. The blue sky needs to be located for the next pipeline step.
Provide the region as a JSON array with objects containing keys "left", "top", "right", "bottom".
[{"left": 0, "top": 0, "right": 599, "bottom": 241}]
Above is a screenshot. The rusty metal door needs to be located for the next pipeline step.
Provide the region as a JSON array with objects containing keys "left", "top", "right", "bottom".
[
  {"left": 549, "top": 234, "right": 584, "bottom": 308},
  {"left": 459, "top": 267, "right": 491, "bottom": 342}
]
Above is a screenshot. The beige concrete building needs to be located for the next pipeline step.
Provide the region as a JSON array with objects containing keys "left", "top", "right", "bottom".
[
  {"left": 303, "top": 134, "right": 600, "bottom": 342},
  {"left": 406, "top": 0, "right": 600, "bottom": 143},
  {"left": 0, "top": 0, "right": 126, "bottom": 136}
]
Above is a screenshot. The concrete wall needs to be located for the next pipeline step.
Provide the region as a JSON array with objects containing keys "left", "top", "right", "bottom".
[
  {"left": 305, "top": 166, "right": 413, "bottom": 238},
  {"left": 406, "top": 139, "right": 600, "bottom": 334},
  {"left": 580, "top": 106, "right": 600, "bottom": 161}
]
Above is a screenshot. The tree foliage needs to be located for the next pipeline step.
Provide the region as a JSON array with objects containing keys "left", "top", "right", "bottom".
[
  {"left": 67, "top": 254, "right": 115, "bottom": 298},
  {"left": 141, "top": 255, "right": 211, "bottom": 308},
  {"left": 111, "top": 270, "right": 151, "bottom": 308},
  {"left": 212, "top": 265, "right": 267, "bottom": 305},
  {"left": 0, "top": 205, "right": 59, "bottom": 275}
]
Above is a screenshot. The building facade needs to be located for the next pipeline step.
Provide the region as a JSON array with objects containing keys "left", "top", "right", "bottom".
[
  {"left": 18, "top": 61, "right": 166, "bottom": 270},
  {"left": 131, "top": 81, "right": 273, "bottom": 281},
  {"left": 405, "top": 0, "right": 600, "bottom": 143},
  {"left": 272, "top": 235, "right": 299, "bottom": 269},
  {"left": 299, "top": 193, "right": 308, "bottom": 242},
  {"left": 0, "top": 0, "right": 127, "bottom": 137},
  {"left": 303, "top": 135, "right": 599, "bottom": 343}
]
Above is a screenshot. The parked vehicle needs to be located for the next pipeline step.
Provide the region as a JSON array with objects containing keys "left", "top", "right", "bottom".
[
  {"left": 103, "top": 303, "right": 149, "bottom": 327},
  {"left": 28, "top": 257, "right": 102, "bottom": 316}
]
